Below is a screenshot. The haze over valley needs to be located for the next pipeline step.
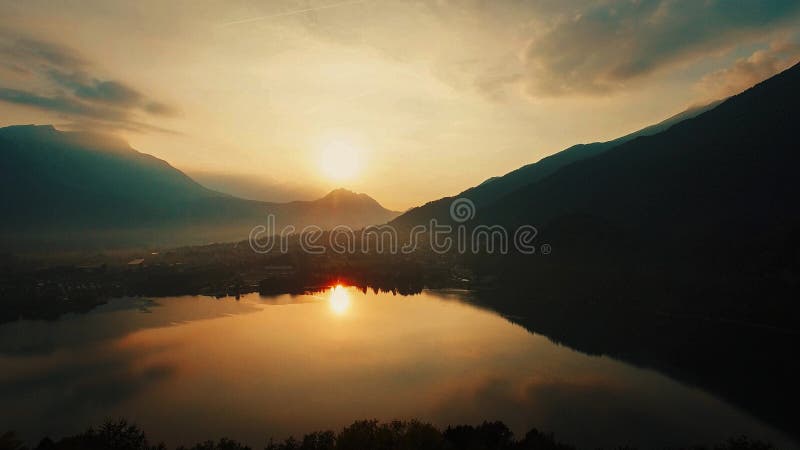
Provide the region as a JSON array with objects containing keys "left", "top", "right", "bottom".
[{"left": 1, "top": 2, "right": 799, "bottom": 450}]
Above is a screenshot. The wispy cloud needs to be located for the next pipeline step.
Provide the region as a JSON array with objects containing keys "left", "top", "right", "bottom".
[
  {"left": 44, "top": 68, "right": 176, "bottom": 116},
  {"left": 695, "top": 38, "right": 800, "bottom": 100},
  {"left": 0, "top": 87, "right": 126, "bottom": 120},
  {"left": 1, "top": 36, "right": 88, "bottom": 69},
  {"left": 0, "top": 33, "right": 178, "bottom": 132},
  {"left": 218, "top": 0, "right": 368, "bottom": 27},
  {"left": 458, "top": 0, "right": 800, "bottom": 98}
]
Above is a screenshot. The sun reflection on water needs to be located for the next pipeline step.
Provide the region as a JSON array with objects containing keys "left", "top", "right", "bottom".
[{"left": 328, "top": 284, "right": 351, "bottom": 315}]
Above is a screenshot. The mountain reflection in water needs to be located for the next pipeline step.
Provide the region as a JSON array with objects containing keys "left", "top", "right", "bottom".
[{"left": 0, "top": 288, "right": 795, "bottom": 449}]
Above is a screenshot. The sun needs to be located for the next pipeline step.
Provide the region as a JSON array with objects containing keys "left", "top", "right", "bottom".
[{"left": 319, "top": 140, "right": 362, "bottom": 181}]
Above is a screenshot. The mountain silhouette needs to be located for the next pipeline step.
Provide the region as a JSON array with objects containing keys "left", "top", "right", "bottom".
[
  {"left": 486, "top": 62, "right": 799, "bottom": 243},
  {"left": 391, "top": 99, "right": 722, "bottom": 228},
  {"left": 267, "top": 187, "right": 400, "bottom": 232},
  {"left": 0, "top": 126, "right": 399, "bottom": 249},
  {"left": 469, "top": 61, "right": 800, "bottom": 326},
  {"left": 463, "top": 62, "right": 800, "bottom": 436}
]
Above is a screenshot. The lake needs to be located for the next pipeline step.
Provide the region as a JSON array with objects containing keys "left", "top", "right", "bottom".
[{"left": 0, "top": 286, "right": 796, "bottom": 449}]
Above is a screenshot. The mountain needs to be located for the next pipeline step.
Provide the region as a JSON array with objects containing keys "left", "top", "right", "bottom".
[
  {"left": 391, "top": 99, "right": 722, "bottom": 227},
  {"left": 0, "top": 125, "right": 399, "bottom": 249},
  {"left": 487, "top": 62, "right": 799, "bottom": 244},
  {"left": 472, "top": 61, "right": 800, "bottom": 325},
  {"left": 467, "top": 62, "right": 800, "bottom": 435},
  {"left": 265, "top": 188, "right": 400, "bottom": 231}
]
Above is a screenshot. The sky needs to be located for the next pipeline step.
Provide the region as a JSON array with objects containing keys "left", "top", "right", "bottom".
[{"left": 1, "top": 0, "right": 799, "bottom": 211}]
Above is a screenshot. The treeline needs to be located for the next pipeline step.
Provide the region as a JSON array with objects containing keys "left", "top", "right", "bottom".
[
  {"left": 0, "top": 419, "right": 776, "bottom": 450},
  {"left": 0, "top": 247, "right": 457, "bottom": 324}
]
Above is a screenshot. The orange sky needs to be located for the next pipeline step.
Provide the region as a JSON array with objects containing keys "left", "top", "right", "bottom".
[{"left": 1, "top": 1, "right": 799, "bottom": 210}]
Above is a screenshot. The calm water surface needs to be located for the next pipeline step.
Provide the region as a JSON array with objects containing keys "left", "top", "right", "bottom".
[{"left": 0, "top": 287, "right": 795, "bottom": 449}]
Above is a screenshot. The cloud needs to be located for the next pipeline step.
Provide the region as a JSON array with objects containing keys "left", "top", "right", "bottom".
[
  {"left": 44, "top": 68, "right": 176, "bottom": 116},
  {"left": 47, "top": 69, "right": 143, "bottom": 105},
  {"left": 0, "top": 33, "right": 177, "bottom": 131},
  {"left": 470, "top": 0, "right": 800, "bottom": 97},
  {"left": 695, "top": 38, "right": 800, "bottom": 100},
  {"left": 218, "top": 0, "right": 369, "bottom": 26},
  {"left": 0, "top": 87, "right": 127, "bottom": 120},
  {"left": 0, "top": 344, "right": 176, "bottom": 435},
  {"left": 144, "top": 101, "right": 177, "bottom": 116},
  {"left": 1, "top": 36, "right": 88, "bottom": 69}
]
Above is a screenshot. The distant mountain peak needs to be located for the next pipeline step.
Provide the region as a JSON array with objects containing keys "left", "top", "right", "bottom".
[
  {"left": 320, "top": 188, "right": 370, "bottom": 203},
  {"left": 324, "top": 187, "right": 358, "bottom": 197},
  {"left": 318, "top": 188, "right": 391, "bottom": 210},
  {"left": 321, "top": 187, "right": 370, "bottom": 202},
  {"left": 0, "top": 125, "right": 402, "bottom": 247}
]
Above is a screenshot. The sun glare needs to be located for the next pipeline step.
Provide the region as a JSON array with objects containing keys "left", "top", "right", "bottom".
[
  {"left": 328, "top": 284, "right": 351, "bottom": 315},
  {"left": 319, "top": 140, "right": 361, "bottom": 181}
]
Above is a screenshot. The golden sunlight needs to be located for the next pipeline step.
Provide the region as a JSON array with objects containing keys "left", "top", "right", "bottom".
[
  {"left": 319, "top": 140, "right": 362, "bottom": 181},
  {"left": 328, "top": 284, "right": 351, "bottom": 315}
]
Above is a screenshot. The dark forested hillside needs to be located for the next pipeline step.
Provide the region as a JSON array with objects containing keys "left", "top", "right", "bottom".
[
  {"left": 462, "top": 62, "right": 800, "bottom": 436},
  {"left": 391, "top": 100, "right": 721, "bottom": 228}
]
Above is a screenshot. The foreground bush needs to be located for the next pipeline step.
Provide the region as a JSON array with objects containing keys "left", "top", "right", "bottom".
[{"left": 0, "top": 418, "right": 776, "bottom": 450}]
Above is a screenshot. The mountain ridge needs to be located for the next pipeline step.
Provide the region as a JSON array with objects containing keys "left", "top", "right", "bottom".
[
  {"left": 464, "top": 61, "right": 800, "bottom": 435},
  {"left": 0, "top": 125, "right": 399, "bottom": 249},
  {"left": 391, "top": 98, "right": 724, "bottom": 228},
  {"left": 484, "top": 61, "right": 799, "bottom": 231}
]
